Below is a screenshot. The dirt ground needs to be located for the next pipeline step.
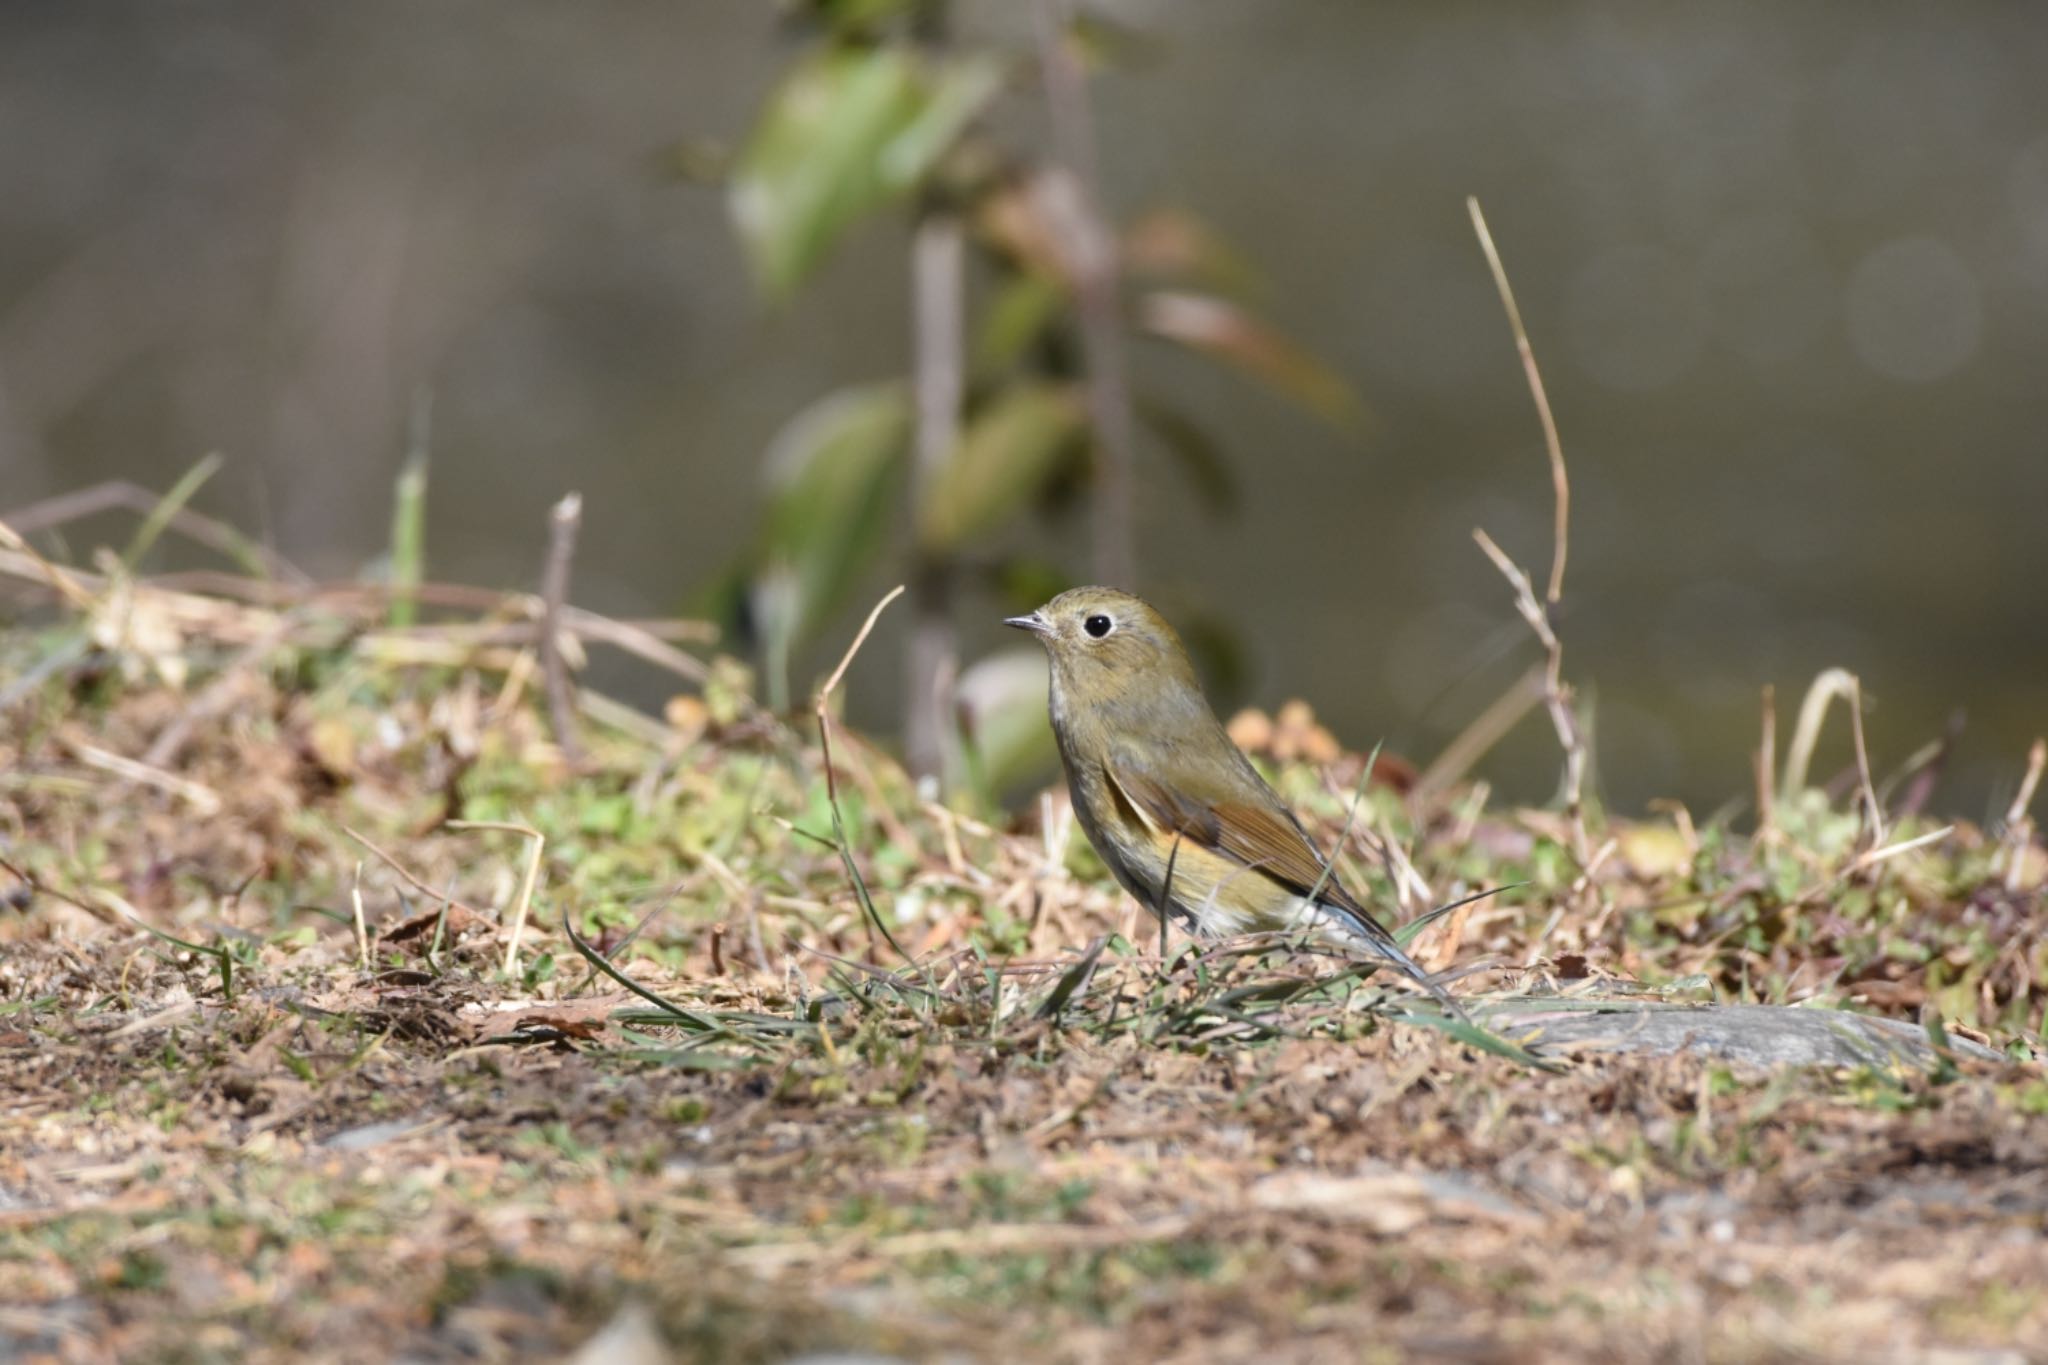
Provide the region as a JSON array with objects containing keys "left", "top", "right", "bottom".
[{"left": 3, "top": 581, "right": 2046, "bottom": 1363}]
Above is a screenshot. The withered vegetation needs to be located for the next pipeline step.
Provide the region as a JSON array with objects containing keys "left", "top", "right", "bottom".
[{"left": 2, "top": 518, "right": 2045, "bottom": 1363}]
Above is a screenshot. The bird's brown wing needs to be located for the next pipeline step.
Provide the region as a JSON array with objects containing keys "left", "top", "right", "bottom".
[
  {"left": 1103, "top": 753, "right": 1467, "bottom": 1019},
  {"left": 1103, "top": 758, "right": 1394, "bottom": 944}
]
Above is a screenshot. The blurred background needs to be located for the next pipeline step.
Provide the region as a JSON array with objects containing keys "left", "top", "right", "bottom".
[{"left": 3, "top": 1, "right": 2044, "bottom": 818}]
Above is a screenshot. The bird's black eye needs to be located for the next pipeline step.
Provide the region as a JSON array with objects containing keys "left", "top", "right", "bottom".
[{"left": 1083, "top": 614, "right": 1113, "bottom": 639}]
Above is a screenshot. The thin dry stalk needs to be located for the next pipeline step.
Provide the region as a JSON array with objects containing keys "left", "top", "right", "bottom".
[
  {"left": 447, "top": 820, "right": 546, "bottom": 975},
  {"left": 1362, "top": 817, "right": 1433, "bottom": 914},
  {"left": 1473, "top": 529, "right": 1588, "bottom": 862},
  {"left": 1781, "top": 668, "right": 1883, "bottom": 845},
  {"left": 0, "top": 517, "right": 97, "bottom": 610},
  {"left": 340, "top": 825, "right": 489, "bottom": 921},
  {"left": 1846, "top": 681, "right": 1885, "bottom": 847},
  {"left": 1034, "top": 0, "right": 1136, "bottom": 586},
  {"left": 1754, "top": 683, "right": 1777, "bottom": 840},
  {"left": 1847, "top": 825, "right": 1955, "bottom": 875},
  {"left": 831, "top": 727, "right": 926, "bottom": 861},
  {"left": 818, "top": 587, "right": 906, "bottom": 726},
  {"left": 814, "top": 585, "right": 910, "bottom": 963},
  {"left": 540, "top": 492, "right": 584, "bottom": 768},
  {"left": 350, "top": 862, "right": 371, "bottom": 969},
  {"left": 1466, "top": 199, "right": 1587, "bottom": 862},
  {"left": 577, "top": 689, "right": 679, "bottom": 748},
  {"left": 2000, "top": 738, "right": 2046, "bottom": 892},
  {"left": 62, "top": 736, "right": 221, "bottom": 815},
  {"left": 1468, "top": 197, "right": 1568, "bottom": 604}
]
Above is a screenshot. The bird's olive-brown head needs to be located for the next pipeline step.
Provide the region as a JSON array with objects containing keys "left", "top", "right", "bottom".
[{"left": 1004, "top": 587, "right": 1202, "bottom": 713}]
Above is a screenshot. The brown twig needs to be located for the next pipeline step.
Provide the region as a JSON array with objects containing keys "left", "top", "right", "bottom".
[
  {"left": 540, "top": 492, "right": 584, "bottom": 768},
  {"left": 1467, "top": 198, "right": 1587, "bottom": 864},
  {"left": 1034, "top": 0, "right": 1137, "bottom": 587},
  {"left": 1468, "top": 198, "right": 1568, "bottom": 604}
]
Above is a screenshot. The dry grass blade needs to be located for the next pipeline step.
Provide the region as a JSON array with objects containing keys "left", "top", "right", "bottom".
[
  {"left": 339, "top": 825, "right": 489, "bottom": 922},
  {"left": 540, "top": 491, "right": 585, "bottom": 768},
  {"left": 557, "top": 909, "right": 755, "bottom": 1045},
  {"left": 118, "top": 453, "right": 222, "bottom": 573},
  {"left": 0, "top": 516, "right": 97, "bottom": 610},
  {"left": 1781, "top": 668, "right": 1884, "bottom": 845},
  {"left": 1848, "top": 825, "right": 1955, "bottom": 874},
  {"left": 350, "top": 861, "right": 371, "bottom": 969},
  {"left": 5, "top": 477, "right": 306, "bottom": 582},
  {"left": 1032, "top": 934, "right": 1109, "bottom": 1021},
  {"left": 446, "top": 820, "right": 546, "bottom": 975},
  {"left": 2000, "top": 737, "right": 2046, "bottom": 892},
  {"left": 62, "top": 736, "right": 221, "bottom": 815},
  {"left": 813, "top": 585, "right": 922, "bottom": 972}
]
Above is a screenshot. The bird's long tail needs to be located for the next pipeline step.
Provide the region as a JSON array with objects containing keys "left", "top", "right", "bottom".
[{"left": 1323, "top": 903, "right": 1474, "bottom": 1026}]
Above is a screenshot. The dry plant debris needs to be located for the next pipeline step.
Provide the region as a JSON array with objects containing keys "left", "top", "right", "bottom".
[{"left": 2, "top": 533, "right": 2046, "bottom": 1363}]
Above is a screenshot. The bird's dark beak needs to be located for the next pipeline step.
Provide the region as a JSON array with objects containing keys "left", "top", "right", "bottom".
[{"left": 1004, "top": 611, "right": 1050, "bottom": 636}]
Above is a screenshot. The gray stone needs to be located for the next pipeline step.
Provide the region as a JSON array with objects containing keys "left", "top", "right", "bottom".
[{"left": 1479, "top": 999, "right": 2005, "bottom": 1070}]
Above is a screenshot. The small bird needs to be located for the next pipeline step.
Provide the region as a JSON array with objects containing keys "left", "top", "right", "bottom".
[{"left": 1007, "top": 586, "right": 1461, "bottom": 1013}]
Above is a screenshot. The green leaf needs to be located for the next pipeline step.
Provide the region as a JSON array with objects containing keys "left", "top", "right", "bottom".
[
  {"left": 1136, "top": 290, "right": 1365, "bottom": 429},
  {"left": 751, "top": 384, "right": 912, "bottom": 699},
  {"left": 917, "top": 383, "right": 1086, "bottom": 552},
  {"left": 806, "top": 0, "right": 923, "bottom": 33},
  {"left": 1390, "top": 1009, "right": 1560, "bottom": 1071},
  {"left": 121, "top": 452, "right": 222, "bottom": 571},
  {"left": 729, "top": 47, "right": 1001, "bottom": 298},
  {"left": 882, "top": 56, "right": 1004, "bottom": 187},
  {"left": 974, "top": 271, "right": 1068, "bottom": 376}
]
